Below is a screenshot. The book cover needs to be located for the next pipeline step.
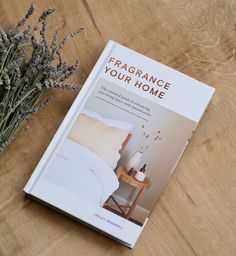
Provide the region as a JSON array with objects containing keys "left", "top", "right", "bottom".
[{"left": 24, "top": 40, "right": 215, "bottom": 248}]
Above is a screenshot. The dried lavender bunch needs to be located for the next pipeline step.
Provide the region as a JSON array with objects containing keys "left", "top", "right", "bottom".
[{"left": 0, "top": 3, "right": 84, "bottom": 155}]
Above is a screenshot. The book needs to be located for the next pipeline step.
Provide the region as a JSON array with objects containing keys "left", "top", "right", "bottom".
[{"left": 24, "top": 40, "right": 215, "bottom": 248}]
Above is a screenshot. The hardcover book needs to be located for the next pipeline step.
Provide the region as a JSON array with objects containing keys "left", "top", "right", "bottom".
[{"left": 24, "top": 41, "right": 215, "bottom": 248}]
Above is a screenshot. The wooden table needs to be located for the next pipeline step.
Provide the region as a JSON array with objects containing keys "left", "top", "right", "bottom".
[
  {"left": 112, "top": 167, "right": 151, "bottom": 220},
  {"left": 0, "top": 1, "right": 236, "bottom": 255}
]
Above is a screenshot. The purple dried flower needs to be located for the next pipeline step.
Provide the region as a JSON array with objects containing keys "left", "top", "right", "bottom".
[
  {"left": 16, "top": 3, "right": 35, "bottom": 28},
  {"left": 0, "top": 3, "right": 84, "bottom": 155}
]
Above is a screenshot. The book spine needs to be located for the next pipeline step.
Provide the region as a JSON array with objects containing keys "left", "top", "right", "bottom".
[{"left": 24, "top": 40, "right": 116, "bottom": 193}]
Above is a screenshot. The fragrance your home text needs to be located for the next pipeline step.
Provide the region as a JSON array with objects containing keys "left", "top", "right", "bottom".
[{"left": 104, "top": 57, "right": 172, "bottom": 99}]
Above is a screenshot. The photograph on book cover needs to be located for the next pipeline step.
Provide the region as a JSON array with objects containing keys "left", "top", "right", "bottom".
[{"left": 44, "top": 78, "right": 196, "bottom": 226}]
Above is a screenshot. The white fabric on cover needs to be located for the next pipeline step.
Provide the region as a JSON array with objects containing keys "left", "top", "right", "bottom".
[{"left": 44, "top": 138, "right": 119, "bottom": 206}]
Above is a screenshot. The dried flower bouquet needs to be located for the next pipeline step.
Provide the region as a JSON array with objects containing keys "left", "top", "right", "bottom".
[
  {"left": 138, "top": 124, "right": 162, "bottom": 153},
  {"left": 0, "top": 4, "right": 84, "bottom": 155}
]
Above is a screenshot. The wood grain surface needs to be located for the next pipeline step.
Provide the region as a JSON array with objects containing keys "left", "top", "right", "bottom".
[{"left": 0, "top": 0, "right": 235, "bottom": 255}]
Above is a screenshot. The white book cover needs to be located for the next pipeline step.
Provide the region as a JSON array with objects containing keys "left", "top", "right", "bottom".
[{"left": 24, "top": 40, "right": 215, "bottom": 248}]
